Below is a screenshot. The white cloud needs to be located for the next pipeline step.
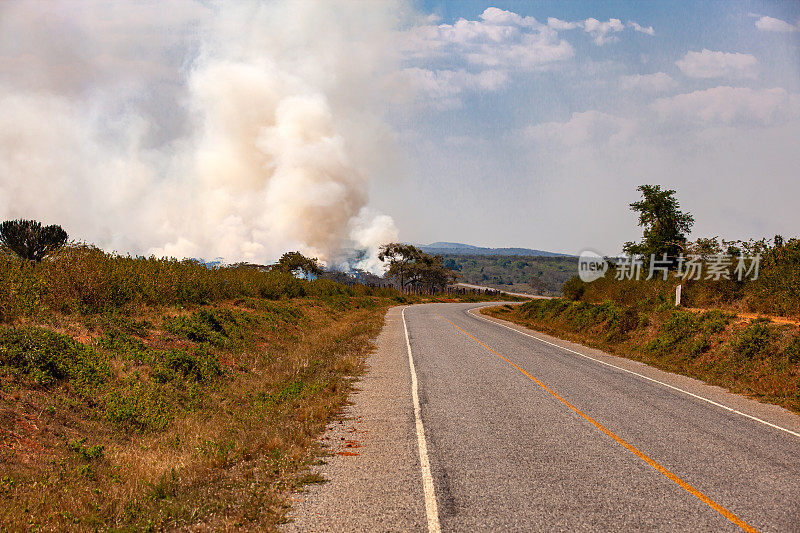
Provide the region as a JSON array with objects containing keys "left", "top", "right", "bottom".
[
  {"left": 619, "top": 72, "right": 676, "bottom": 92},
  {"left": 546, "top": 17, "right": 579, "bottom": 31},
  {"left": 676, "top": 49, "right": 758, "bottom": 79},
  {"left": 652, "top": 86, "right": 800, "bottom": 126},
  {"left": 525, "top": 110, "right": 635, "bottom": 147},
  {"left": 525, "top": 86, "right": 800, "bottom": 149},
  {"left": 399, "top": 7, "right": 574, "bottom": 106},
  {"left": 583, "top": 18, "right": 625, "bottom": 45},
  {"left": 402, "top": 8, "right": 574, "bottom": 70},
  {"left": 399, "top": 8, "right": 656, "bottom": 107},
  {"left": 754, "top": 15, "right": 798, "bottom": 32},
  {"left": 401, "top": 67, "right": 509, "bottom": 109},
  {"left": 546, "top": 16, "right": 654, "bottom": 44},
  {"left": 628, "top": 21, "right": 655, "bottom": 35}
]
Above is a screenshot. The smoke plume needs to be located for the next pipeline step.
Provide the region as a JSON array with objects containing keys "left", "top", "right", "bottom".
[{"left": 0, "top": 1, "right": 405, "bottom": 272}]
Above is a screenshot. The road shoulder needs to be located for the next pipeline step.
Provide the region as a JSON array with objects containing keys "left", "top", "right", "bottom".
[{"left": 284, "top": 305, "right": 426, "bottom": 532}]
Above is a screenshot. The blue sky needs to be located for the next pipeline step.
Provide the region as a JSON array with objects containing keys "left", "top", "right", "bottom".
[{"left": 372, "top": 1, "right": 800, "bottom": 254}]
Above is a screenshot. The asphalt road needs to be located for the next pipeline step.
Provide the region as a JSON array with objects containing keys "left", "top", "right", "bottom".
[
  {"left": 287, "top": 303, "right": 800, "bottom": 532},
  {"left": 455, "top": 283, "right": 545, "bottom": 299}
]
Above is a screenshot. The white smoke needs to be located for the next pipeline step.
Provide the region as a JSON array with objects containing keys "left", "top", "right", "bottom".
[{"left": 0, "top": 1, "right": 405, "bottom": 272}]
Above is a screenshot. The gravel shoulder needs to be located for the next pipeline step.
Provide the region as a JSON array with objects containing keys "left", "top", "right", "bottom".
[{"left": 284, "top": 306, "right": 426, "bottom": 532}]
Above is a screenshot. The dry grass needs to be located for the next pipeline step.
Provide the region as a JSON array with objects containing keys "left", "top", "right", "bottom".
[
  {"left": 484, "top": 300, "right": 800, "bottom": 414},
  {"left": 0, "top": 295, "right": 389, "bottom": 531}
]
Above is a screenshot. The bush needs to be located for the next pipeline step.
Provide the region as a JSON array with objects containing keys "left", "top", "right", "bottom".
[
  {"left": 0, "top": 326, "right": 109, "bottom": 393},
  {"left": 784, "top": 336, "right": 800, "bottom": 365},
  {"left": 731, "top": 319, "right": 776, "bottom": 361},
  {"left": 68, "top": 438, "right": 104, "bottom": 461},
  {"left": 646, "top": 311, "right": 698, "bottom": 354},
  {"left": 164, "top": 309, "right": 256, "bottom": 348},
  {"left": 562, "top": 276, "right": 585, "bottom": 301},
  {"left": 151, "top": 347, "right": 222, "bottom": 384},
  {"left": 104, "top": 381, "right": 171, "bottom": 431}
]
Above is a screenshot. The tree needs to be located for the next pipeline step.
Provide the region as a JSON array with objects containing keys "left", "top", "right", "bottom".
[
  {"left": 272, "top": 251, "right": 323, "bottom": 278},
  {"left": 406, "top": 253, "right": 458, "bottom": 292},
  {"left": 0, "top": 219, "right": 68, "bottom": 262},
  {"left": 623, "top": 185, "right": 694, "bottom": 265},
  {"left": 378, "top": 243, "right": 457, "bottom": 292},
  {"left": 529, "top": 275, "right": 547, "bottom": 296},
  {"left": 378, "top": 243, "right": 422, "bottom": 290}
]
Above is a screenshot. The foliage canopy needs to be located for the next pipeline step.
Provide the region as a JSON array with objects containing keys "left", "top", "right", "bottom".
[
  {"left": 272, "top": 251, "right": 323, "bottom": 278},
  {"left": 0, "top": 219, "right": 68, "bottom": 262},
  {"left": 623, "top": 185, "right": 694, "bottom": 263}
]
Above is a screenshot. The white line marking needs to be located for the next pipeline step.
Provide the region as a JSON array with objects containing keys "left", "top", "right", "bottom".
[
  {"left": 467, "top": 307, "right": 800, "bottom": 439},
  {"left": 402, "top": 307, "right": 442, "bottom": 533}
]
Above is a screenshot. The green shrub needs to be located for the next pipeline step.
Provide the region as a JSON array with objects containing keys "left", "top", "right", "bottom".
[
  {"left": 164, "top": 309, "right": 256, "bottom": 348},
  {"left": 731, "top": 319, "right": 776, "bottom": 361},
  {"left": 696, "top": 310, "right": 734, "bottom": 335},
  {"left": 646, "top": 311, "right": 702, "bottom": 355},
  {"left": 151, "top": 347, "right": 222, "bottom": 384},
  {"left": 68, "top": 438, "right": 104, "bottom": 461},
  {"left": 562, "top": 276, "right": 585, "bottom": 301},
  {"left": 0, "top": 326, "right": 109, "bottom": 393},
  {"left": 784, "top": 336, "right": 800, "bottom": 365},
  {"left": 0, "top": 245, "right": 345, "bottom": 321},
  {"left": 104, "top": 381, "right": 171, "bottom": 431},
  {"left": 305, "top": 278, "right": 351, "bottom": 297}
]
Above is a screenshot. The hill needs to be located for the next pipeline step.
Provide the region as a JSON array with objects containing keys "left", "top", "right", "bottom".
[{"left": 419, "top": 242, "right": 571, "bottom": 257}]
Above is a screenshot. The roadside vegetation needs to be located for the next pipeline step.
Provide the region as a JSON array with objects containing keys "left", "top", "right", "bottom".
[
  {"left": 0, "top": 224, "right": 507, "bottom": 531},
  {"left": 485, "top": 185, "right": 800, "bottom": 413}
]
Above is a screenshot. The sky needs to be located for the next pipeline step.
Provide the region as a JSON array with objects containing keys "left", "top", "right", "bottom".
[
  {"left": 0, "top": 1, "right": 799, "bottom": 264},
  {"left": 377, "top": 0, "right": 800, "bottom": 255}
]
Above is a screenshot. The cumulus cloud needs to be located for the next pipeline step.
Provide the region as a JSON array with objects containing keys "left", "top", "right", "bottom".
[
  {"left": 754, "top": 15, "right": 798, "bottom": 32},
  {"left": 402, "top": 7, "right": 573, "bottom": 70},
  {"left": 619, "top": 72, "right": 676, "bottom": 92},
  {"left": 676, "top": 49, "right": 758, "bottom": 79},
  {"left": 583, "top": 18, "right": 625, "bottom": 45},
  {"left": 399, "top": 7, "right": 573, "bottom": 106},
  {"left": 546, "top": 17, "right": 580, "bottom": 31},
  {"left": 0, "top": 0, "right": 404, "bottom": 272},
  {"left": 546, "top": 17, "right": 653, "bottom": 44},
  {"left": 401, "top": 8, "right": 654, "bottom": 106}
]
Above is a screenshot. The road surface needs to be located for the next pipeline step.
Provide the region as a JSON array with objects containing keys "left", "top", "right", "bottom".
[
  {"left": 455, "top": 283, "right": 546, "bottom": 299},
  {"left": 287, "top": 303, "right": 800, "bottom": 532}
]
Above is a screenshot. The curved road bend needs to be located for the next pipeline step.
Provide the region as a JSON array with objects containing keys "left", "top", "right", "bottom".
[{"left": 287, "top": 303, "right": 800, "bottom": 532}]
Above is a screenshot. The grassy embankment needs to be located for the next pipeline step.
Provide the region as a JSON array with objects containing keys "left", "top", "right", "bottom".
[
  {"left": 0, "top": 245, "right": 506, "bottom": 531},
  {"left": 484, "top": 242, "right": 800, "bottom": 413}
]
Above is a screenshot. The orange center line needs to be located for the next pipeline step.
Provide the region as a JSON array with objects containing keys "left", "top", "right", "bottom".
[{"left": 443, "top": 317, "right": 759, "bottom": 533}]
